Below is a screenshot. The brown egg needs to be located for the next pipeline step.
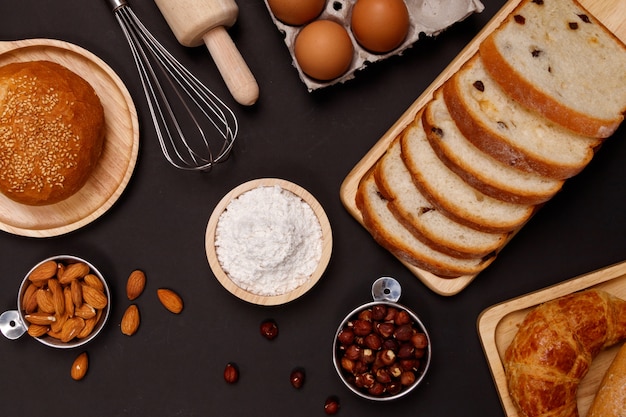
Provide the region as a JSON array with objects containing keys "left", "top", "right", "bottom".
[
  {"left": 268, "top": 0, "right": 327, "bottom": 26},
  {"left": 351, "top": 0, "right": 410, "bottom": 53},
  {"left": 294, "top": 20, "right": 354, "bottom": 81}
]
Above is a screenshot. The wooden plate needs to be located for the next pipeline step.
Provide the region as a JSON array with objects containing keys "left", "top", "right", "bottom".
[
  {"left": 477, "top": 260, "right": 626, "bottom": 417},
  {"left": 205, "top": 178, "right": 333, "bottom": 306},
  {"left": 0, "top": 38, "right": 139, "bottom": 237},
  {"left": 338, "top": 0, "right": 626, "bottom": 296}
]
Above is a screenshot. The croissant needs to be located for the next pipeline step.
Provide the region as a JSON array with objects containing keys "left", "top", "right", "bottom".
[{"left": 504, "top": 289, "right": 626, "bottom": 417}]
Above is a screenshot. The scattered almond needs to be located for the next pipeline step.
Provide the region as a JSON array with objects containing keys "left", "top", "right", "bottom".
[
  {"left": 28, "top": 260, "right": 58, "bottom": 283},
  {"left": 126, "top": 270, "right": 146, "bottom": 301},
  {"left": 71, "top": 352, "right": 89, "bottom": 381},
  {"left": 157, "top": 288, "right": 184, "bottom": 314},
  {"left": 121, "top": 304, "right": 140, "bottom": 336}
]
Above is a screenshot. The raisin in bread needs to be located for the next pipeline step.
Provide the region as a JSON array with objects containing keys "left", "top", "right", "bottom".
[
  {"left": 356, "top": 172, "right": 494, "bottom": 278},
  {"left": 424, "top": 88, "right": 563, "bottom": 204},
  {"left": 374, "top": 138, "right": 506, "bottom": 258},
  {"left": 400, "top": 115, "right": 535, "bottom": 233},
  {"left": 442, "top": 53, "right": 600, "bottom": 179},
  {"left": 480, "top": 0, "right": 626, "bottom": 138}
]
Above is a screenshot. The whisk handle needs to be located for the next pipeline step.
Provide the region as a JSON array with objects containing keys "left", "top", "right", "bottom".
[{"left": 203, "top": 26, "right": 259, "bottom": 106}]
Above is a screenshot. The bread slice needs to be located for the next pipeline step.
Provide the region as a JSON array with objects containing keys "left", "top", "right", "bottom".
[
  {"left": 374, "top": 138, "right": 506, "bottom": 258},
  {"left": 424, "top": 88, "right": 564, "bottom": 204},
  {"left": 479, "top": 0, "right": 626, "bottom": 138},
  {"left": 401, "top": 115, "right": 535, "bottom": 233},
  {"left": 443, "top": 54, "right": 600, "bottom": 179},
  {"left": 356, "top": 171, "right": 494, "bottom": 278}
]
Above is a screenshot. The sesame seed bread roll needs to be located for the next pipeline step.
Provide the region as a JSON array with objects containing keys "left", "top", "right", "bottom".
[
  {"left": 587, "top": 342, "right": 626, "bottom": 417},
  {"left": 356, "top": 171, "right": 494, "bottom": 278},
  {"left": 479, "top": 0, "right": 626, "bottom": 138},
  {"left": 0, "top": 60, "right": 105, "bottom": 205},
  {"left": 424, "top": 88, "right": 564, "bottom": 204},
  {"left": 443, "top": 54, "right": 600, "bottom": 180},
  {"left": 400, "top": 114, "right": 535, "bottom": 233},
  {"left": 374, "top": 137, "right": 506, "bottom": 259}
]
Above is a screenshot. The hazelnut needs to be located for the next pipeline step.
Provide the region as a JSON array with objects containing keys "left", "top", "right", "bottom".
[
  {"left": 260, "top": 319, "right": 279, "bottom": 340},
  {"left": 382, "top": 339, "right": 398, "bottom": 351},
  {"left": 397, "top": 343, "right": 415, "bottom": 359},
  {"left": 358, "top": 309, "right": 373, "bottom": 321},
  {"left": 414, "top": 348, "right": 426, "bottom": 359},
  {"left": 376, "top": 322, "right": 395, "bottom": 339},
  {"left": 352, "top": 319, "right": 373, "bottom": 336},
  {"left": 341, "top": 357, "right": 356, "bottom": 373},
  {"left": 324, "top": 396, "right": 340, "bottom": 415},
  {"left": 387, "top": 381, "right": 402, "bottom": 395},
  {"left": 400, "top": 370, "right": 416, "bottom": 386},
  {"left": 411, "top": 332, "right": 428, "bottom": 349},
  {"left": 384, "top": 307, "right": 398, "bottom": 322},
  {"left": 375, "top": 368, "right": 392, "bottom": 384},
  {"left": 371, "top": 304, "right": 387, "bottom": 320},
  {"left": 395, "top": 310, "right": 411, "bottom": 325},
  {"left": 380, "top": 349, "right": 396, "bottom": 366},
  {"left": 394, "top": 324, "right": 414, "bottom": 341},
  {"left": 345, "top": 344, "right": 361, "bottom": 361},
  {"left": 224, "top": 362, "right": 239, "bottom": 384},
  {"left": 364, "top": 333, "right": 382, "bottom": 350},
  {"left": 290, "top": 368, "right": 305, "bottom": 389},
  {"left": 337, "top": 328, "right": 355, "bottom": 345},
  {"left": 389, "top": 363, "right": 403, "bottom": 378},
  {"left": 361, "top": 348, "right": 375, "bottom": 364},
  {"left": 368, "top": 382, "right": 385, "bottom": 396},
  {"left": 400, "top": 358, "right": 419, "bottom": 372}
]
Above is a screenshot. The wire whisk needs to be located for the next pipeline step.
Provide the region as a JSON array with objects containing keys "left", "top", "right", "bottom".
[{"left": 107, "top": 0, "right": 238, "bottom": 171}]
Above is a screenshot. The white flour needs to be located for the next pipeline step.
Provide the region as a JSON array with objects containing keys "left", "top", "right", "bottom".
[{"left": 215, "top": 185, "right": 323, "bottom": 296}]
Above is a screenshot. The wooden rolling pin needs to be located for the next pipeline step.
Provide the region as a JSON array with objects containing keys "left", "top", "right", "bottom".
[{"left": 154, "top": 0, "right": 259, "bottom": 106}]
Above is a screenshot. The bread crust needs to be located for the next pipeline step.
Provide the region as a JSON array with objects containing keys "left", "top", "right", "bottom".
[
  {"left": 0, "top": 60, "right": 105, "bottom": 205},
  {"left": 587, "top": 342, "right": 626, "bottom": 417},
  {"left": 479, "top": 0, "right": 626, "bottom": 139}
]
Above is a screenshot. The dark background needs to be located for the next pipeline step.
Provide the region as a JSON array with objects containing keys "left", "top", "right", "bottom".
[{"left": 0, "top": 0, "right": 624, "bottom": 416}]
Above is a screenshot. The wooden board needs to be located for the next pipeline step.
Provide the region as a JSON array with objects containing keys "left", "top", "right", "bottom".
[
  {"left": 0, "top": 38, "right": 139, "bottom": 237},
  {"left": 205, "top": 178, "right": 333, "bottom": 306},
  {"left": 339, "top": 0, "right": 626, "bottom": 296},
  {"left": 477, "top": 260, "right": 626, "bottom": 417}
]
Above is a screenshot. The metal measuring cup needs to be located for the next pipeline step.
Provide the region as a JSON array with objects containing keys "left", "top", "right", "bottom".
[{"left": 0, "top": 255, "right": 111, "bottom": 349}]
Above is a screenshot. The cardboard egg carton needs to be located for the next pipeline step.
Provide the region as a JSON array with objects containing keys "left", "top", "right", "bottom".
[{"left": 263, "top": 0, "right": 485, "bottom": 91}]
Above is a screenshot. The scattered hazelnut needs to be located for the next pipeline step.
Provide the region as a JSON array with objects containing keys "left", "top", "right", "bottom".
[
  {"left": 290, "top": 368, "right": 305, "bottom": 389},
  {"left": 224, "top": 362, "right": 239, "bottom": 384},
  {"left": 324, "top": 396, "right": 340, "bottom": 415},
  {"left": 260, "top": 319, "right": 279, "bottom": 340}
]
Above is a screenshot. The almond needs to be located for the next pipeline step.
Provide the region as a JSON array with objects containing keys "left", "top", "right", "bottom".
[
  {"left": 28, "top": 260, "right": 58, "bottom": 283},
  {"left": 157, "top": 288, "right": 184, "bottom": 314},
  {"left": 24, "top": 312, "right": 56, "bottom": 326},
  {"left": 22, "top": 283, "right": 39, "bottom": 314},
  {"left": 71, "top": 352, "right": 89, "bottom": 381},
  {"left": 81, "top": 284, "right": 108, "bottom": 310},
  {"left": 27, "top": 324, "right": 49, "bottom": 338},
  {"left": 35, "top": 289, "right": 55, "bottom": 314},
  {"left": 58, "top": 262, "right": 89, "bottom": 285},
  {"left": 121, "top": 304, "right": 140, "bottom": 336},
  {"left": 70, "top": 279, "right": 83, "bottom": 308},
  {"left": 48, "top": 278, "right": 65, "bottom": 316},
  {"left": 61, "top": 317, "right": 85, "bottom": 343},
  {"left": 83, "top": 274, "right": 104, "bottom": 291},
  {"left": 126, "top": 270, "right": 146, "bottom": 301},
  {"left": 78, "top": 316, "right": 98, "bottom": 339},
  {"left": 64, "top": 287, "right": 75, "bottom": 317},
  {"left": 74, "top": 304, "right": 96, "bottom": 320}
]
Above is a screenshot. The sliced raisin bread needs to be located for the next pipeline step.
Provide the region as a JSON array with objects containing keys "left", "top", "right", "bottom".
[
  {"left": 424, "top": 88, "right": 564, "bottom": 204},
  {"left": 479, "top": 0, "right": 626, "bottom": 138},
  {"left": 443, "top": 54, "right": 600, "bottom": 179},
  {"left": 356, "top": 172, "right": 494, "bottom": 278},
  {"left": 400, "top": 115, "right": 535, "bottom": 233},
  {"left": 374, "top": 138, "right": 507, "bottom": 258}
]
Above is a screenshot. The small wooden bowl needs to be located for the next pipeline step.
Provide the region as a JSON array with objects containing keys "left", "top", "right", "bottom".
[{"left": 205, "top": 178, "right": 332, "bottom": 306}]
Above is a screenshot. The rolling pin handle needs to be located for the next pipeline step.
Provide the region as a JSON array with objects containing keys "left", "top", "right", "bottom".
[{"left": 203, "top": 26, "right": 259, "bottom": 106}]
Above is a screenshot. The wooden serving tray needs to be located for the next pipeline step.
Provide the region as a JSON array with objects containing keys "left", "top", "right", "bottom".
[
  {"left": 477, "top": 260, "right": 626, "bottom": 417},
  {"left": 339, "top": 0, "right": 626, "bottom": 296},
  {"left": 0, "top": 39, "right": 139, "bottom": 237}
]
